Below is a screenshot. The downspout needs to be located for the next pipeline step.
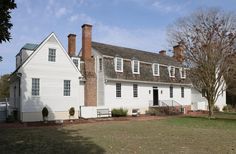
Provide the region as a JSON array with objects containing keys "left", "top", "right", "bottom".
[{"left": 16, "top": 72, "right": 22, "bottom": 121}]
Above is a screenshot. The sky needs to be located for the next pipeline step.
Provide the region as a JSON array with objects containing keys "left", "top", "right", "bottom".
[{"left": 0, "top": 0, "right": 236, "bottom": 75}]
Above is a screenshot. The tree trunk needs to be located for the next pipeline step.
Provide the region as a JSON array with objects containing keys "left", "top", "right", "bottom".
[{"left": 208, "top": 98, "right": 214, "bottom": 119}]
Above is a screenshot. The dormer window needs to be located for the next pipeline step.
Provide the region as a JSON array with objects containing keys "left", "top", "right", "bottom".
[
  {"left": 132, "top": 60, "right": 140, "bottom": 74},
  {"left": 180, "top": 68, "right": 186, "bottom": 79},
  {"left": 152, "top": 63, "right": 160, "bottom": 76},
  {"left": 72, "top": 57, "right": 80, "bottom": 70},
  {"left": 168, "top": 66, "right": 175, "bottom": 77},
  {"left": 115, "top": 57, "right": 123, "bottom": 72}
]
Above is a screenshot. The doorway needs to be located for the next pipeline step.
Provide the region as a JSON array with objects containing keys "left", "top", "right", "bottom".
[{"left": 153, "top": 88, "right": 159, "bottom": 106}]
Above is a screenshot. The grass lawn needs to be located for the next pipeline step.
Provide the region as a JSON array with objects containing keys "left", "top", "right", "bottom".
[{"left": 0, "top": 113, "right": 236, "bottom": 154}]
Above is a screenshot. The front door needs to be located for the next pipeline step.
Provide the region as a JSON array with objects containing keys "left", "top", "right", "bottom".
[{"left": 153, "top": 89, "right": 159, "bottom": 106}]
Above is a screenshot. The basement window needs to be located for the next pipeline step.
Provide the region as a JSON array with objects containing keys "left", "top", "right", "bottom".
[{"left": 115, "top": 57, "right": 123, "bottom": 72}]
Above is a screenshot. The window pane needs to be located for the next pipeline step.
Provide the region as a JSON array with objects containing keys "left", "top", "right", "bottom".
[
  {"left": 64, "top": 80, "right": 71, "bottom": 96},
  {"left": 32, "top": 78, "right": 40, "bottom": 96},
  {"left": 99, "top": 58, "right": 102, "bottom": 71},
  {"left": 117, "top": 58, "right": 121, "bottom": 70},
  {"left": 116, "top": 83, "right": 121, "bottom": 97},
  {"left": 170, "top": 86, "right": 173, "bottom": 98},
  {"left": 133, "top": 84, "right": 138, "bottom": 97},
  {"left": 181, "top": 87, "right": 184, "bottom": 98},
  {"left": 153, "top": 64, "right": 159, "bottom": 75},
  {"left": 133, "top": 60, "right": 139, "bottom": 73},
  {"left": 48, "top": 48, "right": 56, "bottom": 62},
  {"left": 73, "top": 59, "right": 78, "bottom": 68}
]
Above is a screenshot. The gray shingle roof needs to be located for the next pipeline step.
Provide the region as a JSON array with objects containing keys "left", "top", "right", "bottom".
[
  {"left": 22, "top": 43, "right": 39, "bottom": 51},
  {"left": 91, "top": 41, "right": 191, "bottom": 85},
  {"left": 92, "top": 41, "right": 182, "bottom": 66}
]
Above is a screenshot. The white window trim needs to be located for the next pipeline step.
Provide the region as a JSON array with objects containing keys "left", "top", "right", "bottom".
[
  {"left": 114, "top": 57, "right": 123, "bottom": 72},
  {"left": 180, "top": 68, "right": 186, "bottom": 79},
  {"left": 71, "top": 57, "right": 80, "bottom": 70},
  {"left": 132, "top": 60, "right": 140, "bottom": 74},
  {"left": 152, "top": 63, "right": 160, "bottom": 76},
  {"left": 168, "top": 66, "right": 175, "bottom": 77}
]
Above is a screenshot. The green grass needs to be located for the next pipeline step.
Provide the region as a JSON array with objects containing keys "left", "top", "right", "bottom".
[{"left": 0, "top": 113, "right": 236, "bottom": 154}]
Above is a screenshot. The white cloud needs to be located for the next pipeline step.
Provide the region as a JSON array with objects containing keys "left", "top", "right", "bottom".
[
  {"left": 56, "top": 7, "right": 67, "bottom": 18},
  {"left": 151, "top": 0, "right": 182, "bottom": 13},
  {"left": 69, "top": 13, "right": 95, "bottom": 24}
]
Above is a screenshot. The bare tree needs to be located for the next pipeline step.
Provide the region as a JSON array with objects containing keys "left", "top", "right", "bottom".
[{"left": 168, "top": 8, "right": 236, "bottom": 117}]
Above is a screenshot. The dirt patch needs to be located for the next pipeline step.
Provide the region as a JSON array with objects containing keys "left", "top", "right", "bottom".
[{"left": 0, "top": 115, "right": 172, "bottom": 128}]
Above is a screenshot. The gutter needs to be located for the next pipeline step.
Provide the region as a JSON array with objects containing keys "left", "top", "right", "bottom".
[{"left": 105, "top": 78, "right": 193, "bottom": 87}]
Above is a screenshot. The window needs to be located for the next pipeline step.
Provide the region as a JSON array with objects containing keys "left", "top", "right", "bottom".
[
  {"left": 99, "top": 58, "right": 102, "bottom": 71},
  {"left": 181, "top": 87, "right": 184, "bottom": 98},
  {"left": 170, "top": 86, "right": 173, "bottom": 98},
  {"left": 180, "top": 68, "right": 186, "bottom": 79},
  {"left": 72, "top": 57, "right": 80, "bottom": 69},
  {"left": 64, "top": 80, "right": 71, "bottom": 96},
  {"left": 48, "top": 48, "right": 56, "bottom": 62},
  {"left": 153, "top": 63, "right": 160, "bottom": 76},
  {"left": 168, "top": 66, "right": 175, "bottom": 77},
  {"left": 132, "top": 60, "right": 140, "bottom": 74},
  {"left": 32, "top": 78, "right": 40, "bottom": 96},
  {"left": 116, "top": 83, "right": 121, "bottom": 97},
  {"left": 73, "top": 59, "right": 78, "bottom": 68},
  {"left": 133, "top": 84, "right": 138, "bottom": 97},
  {"left": 115, "top": 57, "right": 123, "bottom": 72}
]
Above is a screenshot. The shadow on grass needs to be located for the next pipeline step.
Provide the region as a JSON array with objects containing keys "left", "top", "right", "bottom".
[
  {"left": 183, "top": 115, "right": 236, "bottom": 122},
  {"left": 0, "top": 127, "right": 105, "bottom": 154}
]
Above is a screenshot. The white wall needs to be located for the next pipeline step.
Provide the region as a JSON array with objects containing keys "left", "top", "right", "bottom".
[
  {"left": 104, "top": 81, "right": 191, "bottom": 114},
  {"left": 17, "top": 34, "right": 84, "bottom": 121},
  {"left": 191, "top": 88, "right": 226, "bottom": 111}
]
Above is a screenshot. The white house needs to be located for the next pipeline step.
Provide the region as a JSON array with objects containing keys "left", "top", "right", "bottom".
[{"left": 9, "top": 24, "right": 226, "bottom": 122}]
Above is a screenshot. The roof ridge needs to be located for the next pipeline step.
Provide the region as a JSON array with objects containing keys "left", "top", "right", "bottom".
[{"left": 92, "top": 41, "right": 160, "bottom": 56}]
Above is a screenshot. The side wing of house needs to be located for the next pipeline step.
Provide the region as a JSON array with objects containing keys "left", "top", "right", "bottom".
[{"left": 17, "top": 33, "right": 84, "bottom": 122}]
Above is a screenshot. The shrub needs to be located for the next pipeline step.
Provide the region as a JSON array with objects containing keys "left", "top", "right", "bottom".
[
  {"left": 146, "top": 108, "right": 161, "bottom": 116},
  {"left": 69, "top": 107, "right": 75, "bottom": 116},
  {"left": 42, "top": 107, "right": 49, "bottom": 121},
  {"left": 112, "top": 108, "right": 128, "bottom": 117},
  {"left": 213, "top": 105, "right": 220, "bottom": 112},
  {"left": 6, "top": 115, "right": 15, "bottom": 123},
  {"left": 223, "top": 105, "right": 234, "bottom": 112}
]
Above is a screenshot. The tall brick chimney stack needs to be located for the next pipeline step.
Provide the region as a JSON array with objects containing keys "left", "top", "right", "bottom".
[
  {"left": 68, "top": 34, "right": 76, "bottom": 57},
  {"left": 159, "top": 50, "right": 166, "bottom": 56},
  {"left": 81, "top": 24, "right": 97, "bottom": 106},
  {"left": 82, "top": 24, "right": 92, "bottom": 60},
  {"left": 173, "top": 42, "right": 184, "bottom": 63}
]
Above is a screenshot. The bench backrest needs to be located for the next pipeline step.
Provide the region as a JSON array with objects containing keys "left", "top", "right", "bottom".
[{"left": 97, "top": 109, "right": 110, "bottom": 114}]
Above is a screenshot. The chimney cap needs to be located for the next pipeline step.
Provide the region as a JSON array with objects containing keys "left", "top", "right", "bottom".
[
  {"left": 82, "top": 24, "right": 93, "bottom": 28},
  {"left": 68, "top": 34, "right": 76, "bottom": 37}
]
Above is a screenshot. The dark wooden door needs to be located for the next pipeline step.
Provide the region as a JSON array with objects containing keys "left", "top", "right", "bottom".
[{"left": 153, "top": 89, "right": 159, "bottom": 106}]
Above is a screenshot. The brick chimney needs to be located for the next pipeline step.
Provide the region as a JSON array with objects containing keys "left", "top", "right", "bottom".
[
  {"left": 173, "top": 42, "right": 184, "bottom": 63},
  {"left": 81, "top": 24, "right": 97, "bottom": 106},
  {"left": 159, "top": 50, "right": 166, "bottom": 56},
  {"left": 68, "top": 34, "right": 76, "bottom": 57},
  {"left": 82, "top": 24, "right": 92, "bottom": 60}
]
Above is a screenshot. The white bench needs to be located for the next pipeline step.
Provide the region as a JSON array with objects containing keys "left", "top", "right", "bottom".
[
  {"left": 132, "top": 109, "right": 140, "bottom": 116},
  {"left": 97, "top": 109, "right": 111, "bottom": 117}
]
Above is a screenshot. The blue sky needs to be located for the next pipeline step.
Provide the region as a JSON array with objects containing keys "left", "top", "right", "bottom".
[{"left": 0, "top": 0, "right": 236, "bottom": 75}]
